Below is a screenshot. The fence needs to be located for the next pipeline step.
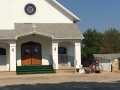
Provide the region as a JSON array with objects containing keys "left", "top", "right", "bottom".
[{"left": 58, "top": 55, "right": 74, "bottom": 67}]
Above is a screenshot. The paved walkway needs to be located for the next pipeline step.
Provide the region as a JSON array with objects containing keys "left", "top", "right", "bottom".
[{"left": 0, "top": 71, "right": 120, "bottom": 90}]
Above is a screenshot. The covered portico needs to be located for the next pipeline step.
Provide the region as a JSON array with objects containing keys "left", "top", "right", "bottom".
[
  {"left": 52, "top": 39, "right": 82, "bottom": 69},
  {"left": 0, "top": 23, "right": 84, "bottom": 71},
  {"left": 15, "top": 33, "right": 82, "bottom": 70}
]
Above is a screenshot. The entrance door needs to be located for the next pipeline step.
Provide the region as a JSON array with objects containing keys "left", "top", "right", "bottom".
[
  {"left": 21, "top": 42, "right": 42, "bottom": 65},
  {"left": 31, "top": 45, "right": 41, "bottom": 65},
  {"left": 22, "top": 46, "right": 31, "bottom": 65}
]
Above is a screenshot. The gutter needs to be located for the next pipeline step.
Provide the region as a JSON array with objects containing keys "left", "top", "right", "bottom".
[{"left": 54, "top": 37, "right": 84, "bottom": 40}]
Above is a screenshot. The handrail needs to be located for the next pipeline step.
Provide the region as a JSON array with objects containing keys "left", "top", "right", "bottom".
[
  {"left": 16, "top": 58, "right": 17, "bottom": 66},
  {"left": 50, "top": 54, "right": 56, "bottom": 69}
]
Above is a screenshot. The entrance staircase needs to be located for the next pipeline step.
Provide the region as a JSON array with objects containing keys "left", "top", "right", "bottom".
[{"left": 16, "top": 65, "right": 55, "bottom": 75}]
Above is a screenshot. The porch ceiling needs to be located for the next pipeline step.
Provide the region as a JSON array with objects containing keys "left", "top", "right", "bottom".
[{"left": 0, "top": 23, "right": 84, "bottom": 40}]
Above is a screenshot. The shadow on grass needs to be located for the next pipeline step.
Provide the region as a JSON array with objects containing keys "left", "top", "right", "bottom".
[{"left": 0, "top": 80, "right": 120, "bottom": 90}]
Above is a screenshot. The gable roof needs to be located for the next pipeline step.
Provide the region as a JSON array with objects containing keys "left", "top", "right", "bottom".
[
  {"left": 0, "top": 23, "right": 84, "bottom": 40},
  {"left": 51, "top": 0, "right": 80, "bottom": 22}
]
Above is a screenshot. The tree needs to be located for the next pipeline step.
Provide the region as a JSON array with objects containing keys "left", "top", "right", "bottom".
[
  {"left": 82, "top": 29, "right": 103, "bottom": 58},
  {"left": 101, "top": 28, "right": 120, "bottom": 53}
]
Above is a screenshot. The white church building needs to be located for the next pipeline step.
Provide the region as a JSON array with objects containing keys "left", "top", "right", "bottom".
[{"left": 0, "top": 0, "right": 84, "bottom": 72}]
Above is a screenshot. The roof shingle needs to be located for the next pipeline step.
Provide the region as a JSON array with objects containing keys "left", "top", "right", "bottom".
[{"left": 0, "top": 23, "right": 84, "bottom": 40}]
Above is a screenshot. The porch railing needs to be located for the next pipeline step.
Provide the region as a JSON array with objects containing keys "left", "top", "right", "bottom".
[{"left": 58, "top": 55, "right": 74, "bottom": 67}]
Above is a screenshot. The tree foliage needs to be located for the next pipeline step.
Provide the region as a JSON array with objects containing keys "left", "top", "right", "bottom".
[
  {"left": 101, "top": 28, "right": 120, "bottom": 53},
  {"left": 82, "top": 29, "right": 103, "bottom": 58}
]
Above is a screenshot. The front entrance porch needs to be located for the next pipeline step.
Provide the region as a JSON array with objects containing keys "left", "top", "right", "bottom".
[
  {"left": 16, "top": 34, "right": 53, "bottom": 67},
  {"left": 0, "top": 34, "right": 82, "bottom": 74}
]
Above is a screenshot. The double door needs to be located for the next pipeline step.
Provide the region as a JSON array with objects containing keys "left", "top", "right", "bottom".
[{"left": 22, "top": 45, "right": 41, "bottom": 65}]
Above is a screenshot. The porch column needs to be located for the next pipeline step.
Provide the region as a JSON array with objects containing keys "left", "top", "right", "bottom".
[
  {"left": 74, "top": 42, "right": 81, "bottom": 68},
  {"left": 9, "top": 42, "right": 16, "bottom": 71},
  {"left": 52, "top": 42, "right": 58, "bottom": 69}
]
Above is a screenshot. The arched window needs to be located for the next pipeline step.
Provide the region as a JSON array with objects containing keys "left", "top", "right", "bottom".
[
  {"left": 58, "top": 46, "right": 66, "bottom": 54},
  {"left": 0, "top": 48, "right": 6, "bottom": 55}
]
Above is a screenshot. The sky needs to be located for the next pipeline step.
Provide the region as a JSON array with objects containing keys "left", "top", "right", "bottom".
[{"left": 57, "top": 0, "right": 120, "bottom": 33}]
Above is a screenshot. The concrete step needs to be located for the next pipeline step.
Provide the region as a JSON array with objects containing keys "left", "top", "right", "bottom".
[
  {"left": 56, "top": 69, "right": 75, "bottom": 73},
  {"left": 59, "top": 66, "right": 75, "bottom": 69},
  {"left": 56, "top": 66, "right": 75, "bottom": 73},
  {"left": 0, "top": 71, "right": 16, "bottom": 75}
]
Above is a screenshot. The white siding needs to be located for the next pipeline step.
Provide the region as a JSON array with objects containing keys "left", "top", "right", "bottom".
[
  {"left": 16, "top": 35, "right": 52, "bottom": 66},
  {"left": 0, "top": 0, "right": 14, "bottom": 29},
  {"left": 0, "top": 0, "right": 73, "bottom": 30},
  {"left": 14, "top": 0, "right": 73, "bottom": 23}
]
